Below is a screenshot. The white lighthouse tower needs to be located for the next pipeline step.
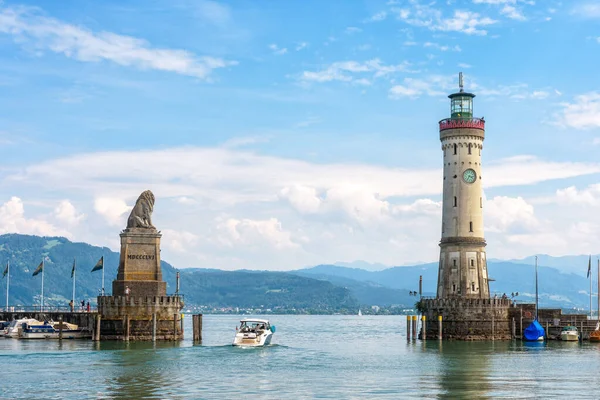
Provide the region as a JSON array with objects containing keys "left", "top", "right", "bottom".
[{"left": 436, "top": 73, "right": 489, "bottom": 299}]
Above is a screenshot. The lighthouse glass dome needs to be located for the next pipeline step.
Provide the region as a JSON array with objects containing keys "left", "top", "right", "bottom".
[{"left": 449, "top": 92, "right": 475, "bottom": 119}]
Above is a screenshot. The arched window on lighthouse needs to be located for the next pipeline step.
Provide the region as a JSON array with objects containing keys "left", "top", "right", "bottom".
[
  {"left": 453, "top": 196, "right": 457, "bottom": 207},
  {"left": 469, "top": 221, "right": 473, "bottom": 232},
  {"left": 468, "top": 143, "right": 472, "bottom": 154},
  {"left": 453, "top": 144, "right": 457, "bottom": 155}
]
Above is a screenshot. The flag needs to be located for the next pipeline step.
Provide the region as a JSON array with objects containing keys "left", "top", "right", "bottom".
[
  {"left": 32, "top": 261, "right": 43, "bottom": 277},
  {"left": 71, "top": 258, "right": 76, "bottom": 278},
  {"left": 2, "top": 262, "right": 7, "bottom": 278},
  {"left": 588, "top": 255, "right": 592, "bottom": 279},
  {"left": 91, "top": 256, "right": 103, "bottom": 272}
]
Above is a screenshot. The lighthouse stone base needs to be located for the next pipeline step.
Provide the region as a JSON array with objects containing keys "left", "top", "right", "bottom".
[{"left": 421, "top": 298, "right": 515, "bottom": 340}]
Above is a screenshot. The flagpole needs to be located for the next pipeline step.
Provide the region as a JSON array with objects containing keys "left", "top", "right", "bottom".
[
  {"left": 72, "top": 258, "right": 76, "bottom": 307},
  {"left": 41, "top": 258, "right": 45, "bottom": 312},
  {"left": 101, "top": 255, "right": 105, "bottom": 296},
  {"left": 5, "top": 261, "right": 9, "bottom": 312},
  {"left": 591, "top": 255, "right": 593, "bottom": 320},
  {"left": 535, "top": 256, "right": 539, "bottom": 321}
]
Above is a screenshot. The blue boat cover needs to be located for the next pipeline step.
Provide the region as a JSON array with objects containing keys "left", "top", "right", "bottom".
[{"left": 524, "top": 320, "right": 545, "bottom": 341}]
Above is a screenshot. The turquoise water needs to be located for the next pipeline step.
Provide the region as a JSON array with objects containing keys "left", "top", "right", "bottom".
[{"left": 2, "top": 315, "right": 600, "bottom": 399}]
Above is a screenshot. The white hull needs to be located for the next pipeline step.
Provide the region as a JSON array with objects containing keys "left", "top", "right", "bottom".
[
  {"left": 20, "top": 330, "right": 90, "bottom": 339},
  {"left": 233, "top": 332, "right": 273, "bottom": 347},
  {"left": 560, "top": 332, "right": 579, "bottom": 341}
]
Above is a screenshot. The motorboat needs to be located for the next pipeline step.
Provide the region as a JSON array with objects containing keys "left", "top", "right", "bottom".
[
  {"left": 3, "top": 318, "right": 41, "bottom": 338},
  {"left": 523, "top": 320, "right": 545, "bottom": 342},
  {"left": 233, "top": 318, "right": 275, "bottom": 347},
  {"left": 560, "top": 326, "right": 579, "bottom": 341},
  {"left": 20, "top": 321, "right": 91, "bottom": 339}
]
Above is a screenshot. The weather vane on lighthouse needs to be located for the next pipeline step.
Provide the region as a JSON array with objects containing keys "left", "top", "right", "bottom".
[{"left": 459, "top": 72, "right": 464, "bottom": 93}]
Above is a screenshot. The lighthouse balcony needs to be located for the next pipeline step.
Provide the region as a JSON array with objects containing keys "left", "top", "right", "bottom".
[{"left": 439, "top": 117, "right": 485, "bottom": 132}]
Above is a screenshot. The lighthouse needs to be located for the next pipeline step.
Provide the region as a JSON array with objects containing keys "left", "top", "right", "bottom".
[{"left": 436, "top": 73, "right": 489, "bottom": 299}]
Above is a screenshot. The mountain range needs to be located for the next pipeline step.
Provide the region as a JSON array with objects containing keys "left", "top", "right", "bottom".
[{"left": 0, "top": 233, "right": 596, "bottom": 311}]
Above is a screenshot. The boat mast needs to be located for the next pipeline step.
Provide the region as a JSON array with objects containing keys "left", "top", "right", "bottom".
[
  {"left": 535, "top": 256, "right": 539, "bottom": 321},
  {"left": 72, "top": 258, "right": 76, "bottom": 308},
  {"left": 5, "top": 261, "right": 9, "bottom": 312},
  {"left": 591, "top": 255, "right": 593, "bottom": 320},
  {"left": 597, "top": 258, "right": 599, "bottom": 321},
  {"left": 41, "top": 257, "right": 45, "bottom": 312}
]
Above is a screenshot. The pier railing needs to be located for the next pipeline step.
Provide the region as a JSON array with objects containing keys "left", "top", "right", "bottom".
[{"left": 3, "top": 305, "right": 97, "bottom": 313}]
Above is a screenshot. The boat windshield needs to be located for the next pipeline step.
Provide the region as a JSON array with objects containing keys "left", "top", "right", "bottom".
[
  {"left": 239, "top": 321, "right": 269, "bottom": 332},
  {"left": 562, "top": 326, "right": 577, "bottom": 331}
]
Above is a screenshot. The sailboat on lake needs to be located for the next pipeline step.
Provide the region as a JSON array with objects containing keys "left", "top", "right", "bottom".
[
  {"left": 590, "top": 258, "right": 600, "bottom": 342},
  {"left": 524, "top": 256, "right": 545, "bottom": 342}
]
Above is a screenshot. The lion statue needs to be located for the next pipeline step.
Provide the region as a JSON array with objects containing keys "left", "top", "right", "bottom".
[{"left": 126, "top": 190, "right": 156, "bottom": 229}]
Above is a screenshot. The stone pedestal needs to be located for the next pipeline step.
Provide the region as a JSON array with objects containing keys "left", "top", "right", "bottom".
[
  {"left": 99, "top": 227, "right": 183, "bottom": 341},
  {"left": 112, "top": 228, "right": 166, "bottom": 297},
  {"left": 98, "top": 296, "right": 184, "bottom": 340}
]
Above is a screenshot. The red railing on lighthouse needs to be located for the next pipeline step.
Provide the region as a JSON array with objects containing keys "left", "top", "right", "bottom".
[{"left": 439, "top": 117, "right": 485, "bottom": 131}]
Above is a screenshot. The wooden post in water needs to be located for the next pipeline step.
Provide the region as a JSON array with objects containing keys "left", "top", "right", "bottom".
[
  {"left": 438, "top": 315, "right": 443, "bottom": 340},
  {"left": 411, "top": 315, "right": 417, "bottom": 341},
  {"left": 512, "top": 318, "right": 516, "bottom": 339},
  {"left": 406, "top": 315, "right": 411, "bottom": 341},
  {"left": 180, "top": 313, "right": 184, "bottom": 337},
  {"left": 58, "top": 314, "right": 63, "bottom": 340},
  {"left": 152, "top": 313, "right": 157, "bottom": 342},
  {"left": 173, "top": 313, "right": 178, "bottom": 340},
  {"left": 124, "top": 315, "right": 130, "bottom": 341},
  {"left": 519, "top": 308, "right": 523, "bottom": 340},
  {"left": 581, "top": 320, "right": 584, "bottom": 342},
  {"left": 94, "top": 314, "right": 101, "bottom": 341},
  {"left": 546, "top": 321, "right": 549, "bottom": 340},
  {"left": 421, "top": 315, "right": 427, "bottom": 341},
  {"left": 192, "top": 314, "right": 203, "bottom": 342}
]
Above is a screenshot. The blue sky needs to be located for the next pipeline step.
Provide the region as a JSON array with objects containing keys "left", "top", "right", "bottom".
[{"left": 1, "top": 0, "right": 600, "bottom": 270}]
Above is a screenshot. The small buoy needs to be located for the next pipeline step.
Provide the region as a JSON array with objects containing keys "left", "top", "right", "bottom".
[{"left": 271, "top": 325, "right": 276, "bottom": 333}]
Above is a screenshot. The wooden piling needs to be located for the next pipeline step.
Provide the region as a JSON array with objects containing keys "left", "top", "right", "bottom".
[
  {"left": 406, "top": 315, "right": 411, "bottom": 341},
  {"left": 512, "top": 317, "right": 516, "bottom": 339},
  {"left": 438, "top": 315, "right": 442, "bottom": 340},
  {"left": 180, "top": 313, "right": 184, "bottom": 337},
  {"left": 421, "top": 315, "right": 427, "bottom": 341},
  {"left": 519, "top": 308, "right": 523, "bottom": 340},
  {"left": 58, "top": 314, "right": 63, "bottom": 340},
  {"left": 546, "top": 321, "right": 549, "bottom": 340},
  {"left": 411, "top": 315, "right": 417, "bottom": 341},
  {"left": 94, "top": 314, "right": 101, "bottom": 341},
  {"left": 124, "top": 315, "right": 130, "bottom": 341},
  {"left": 192, "top": 314, "right": 203, "bottom": 342},
  {"left": 173, "top": 313, "right": 178, "bottom": 340},
  {"left": 152, "top": 313, "right": 157, "bottom": 342}
]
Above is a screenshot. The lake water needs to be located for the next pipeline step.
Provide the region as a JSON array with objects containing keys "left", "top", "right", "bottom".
[{"left": 2, "top": 315, "right": 600, "bottom": 399}]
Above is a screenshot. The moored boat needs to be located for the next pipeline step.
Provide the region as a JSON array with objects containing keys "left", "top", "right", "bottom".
[
  {"left": 590, "top": 322, "right": 600, "bottom": 342},
  {"left": 560, "top": 326, "right": 579, "bottom": 341},
  {"left": 3, "top": 318, "right": 41, "bottom": 338},
  {"left": 524, "top": 320, "right": 545, "bottom": 342},
  {"left": 20, "top": 321, "right": 91, "bottom": 339},
  {"left": 233, "top": 319, "right": 275, "bottom": 347}
]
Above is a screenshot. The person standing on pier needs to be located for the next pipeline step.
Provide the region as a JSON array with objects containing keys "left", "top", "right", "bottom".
[
  {"left": 86, "top": 302, "right": 90, "bottom": 312},
  {"left": 69, "top": 300, "right": 74, "bottom": 312}
]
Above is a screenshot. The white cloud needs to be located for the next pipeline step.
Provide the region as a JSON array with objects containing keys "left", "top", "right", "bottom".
[
  {"left": 556, "top": 184, "right": 600, "bottom": 206},
  {"left": 216, "top": 217, "right": 297, "bottom": 249},
  {"left": 458, "top": 63, "right": 472, "bottom": 68},
  {"left": 94, "top": 197, "right": 130, "bottom": 226},
  {"left": 571, "top": 3, "right": 600, "bottom": 18},
  {"left": 295, "top": 42, "right": 308, "bottom": 51},
  {"left": 300, "top": 59, "right": 414, "bottom": 84},
  {"left": 394, "top": 4, "right": 497, "bottom": 35},
  {"left": 161, "top": 229, "right": 200, "bottom": 253},
  {"left": 193, "top": 0, "right": 232, "bottom": 25},
  {"left": 389, "top": 75, "right": 454, "bottom": 98},
  {"left": 364, "top": 11, "right": 387, "bottom": 23},
  {"left": 473, "top": 0, "right": 516, "bottom": 4},
  {"left": 423, "top": 42, "right": 462, "bottom": 51},
  {"left": 0, "top": 5, "right": 236, "bottom": 79},
  {"left": 555, "top": 92, "right": 600, "bottom": 129},
  {"left": 268, "top": 43, "right": 288, "bottom": 55},
  {"left": 0, "top": 197, "right": 71, "bottom": 237},
  {"left": 485, "top": 196, "right": 539, "bottom": 233},
  {"left": 500, "top": 5, "right": 526, "bottom": 20},
  {"left": 345, "top": 27, "right": 362, "bottom": 34},
  {"left": 54, "top": 200, "right": 85, "bottom": 225}
]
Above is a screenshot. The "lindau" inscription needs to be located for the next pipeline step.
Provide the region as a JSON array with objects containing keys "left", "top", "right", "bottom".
[{"left": 127, "top": 254, "right": 156, "bottom": 260}]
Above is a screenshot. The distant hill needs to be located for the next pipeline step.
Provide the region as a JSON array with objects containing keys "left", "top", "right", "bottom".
[
  {"left": 0, "top": 234, "right": 363, "bottom": 311},
  {"left": 499, "top": 254, "right": 600, "bottom": 277},
  {"left": 295, "top": 261, "right": 592, "bottom": 308}
]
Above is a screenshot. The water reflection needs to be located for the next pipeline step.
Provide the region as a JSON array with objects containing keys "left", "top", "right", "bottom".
[{"left": 100, "top": 342, "right": 184, "bottom": 400}]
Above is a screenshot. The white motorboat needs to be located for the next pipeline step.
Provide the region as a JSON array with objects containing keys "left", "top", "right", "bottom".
[
  {"left": 233, "top": 318, "right": 275, "bottom": 347},
  {"left": 3, "top": 318, "right": 41, "bottom": 338},
  {"left": 20, "top": 321, "right": 91, "bottom": 339},
  {"left": 560, "top": 326, "right": 579, "bottom": 341}
]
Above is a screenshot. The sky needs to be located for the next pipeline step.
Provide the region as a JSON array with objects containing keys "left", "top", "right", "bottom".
[{"left": 1, "top": 0, "right": 600, "bottom": 271}]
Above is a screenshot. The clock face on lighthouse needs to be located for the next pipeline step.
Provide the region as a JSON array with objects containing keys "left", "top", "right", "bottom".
[{"left": 463, "top": 168, "right": 477, "bottom": 183}]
